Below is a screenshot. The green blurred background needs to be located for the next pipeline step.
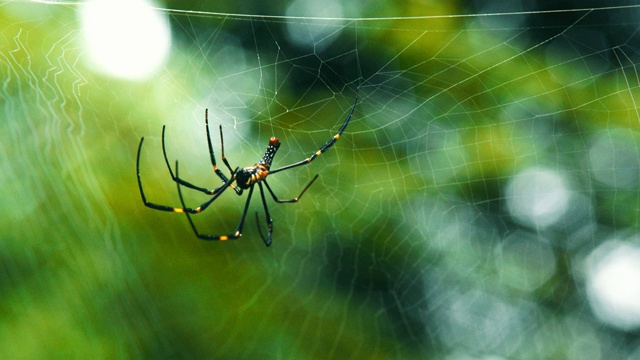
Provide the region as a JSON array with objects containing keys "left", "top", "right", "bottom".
[{"left": 2, "top": 0, "right": 640, "bottom": 358}]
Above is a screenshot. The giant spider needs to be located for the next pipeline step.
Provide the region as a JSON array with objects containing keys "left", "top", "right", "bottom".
[{"left": 136, "top": 94, "right": 358, "bottom": 246}]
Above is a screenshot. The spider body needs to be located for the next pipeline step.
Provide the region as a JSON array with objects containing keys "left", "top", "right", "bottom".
[
  {"left": 235, "top": 137, "right": 280, "bottom": 189},
  {"left": 136, "top": 94, "right": 358, "bottom": 246}
]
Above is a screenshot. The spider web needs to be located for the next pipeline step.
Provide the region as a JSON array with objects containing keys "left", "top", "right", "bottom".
[{"left": 2, "top": 1, "right": 640, "bottom": 358}]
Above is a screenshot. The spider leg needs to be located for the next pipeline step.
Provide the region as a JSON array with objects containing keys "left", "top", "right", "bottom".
[
  {"left": 136, "top": 137, "right": 231, "bottom": 213},
  {"left": 254, "top": 176, "right": 317, "bottom": 247},
  {"left": 177, "top": 161, "right": 251, "bottom": 241},
  {"left": 209, "top": 113, "right": 240, "bottom": 195},
  {"left": 269, "top": 93, "right": 358, "bottom": 175},
  {"left": 255, "top": 182, "right": 273, "bottom": 247},
  {"left": 262, "top": 175, "right": 318, "bottom": 203},
  {"left": 216, "top": 123, "right": 236, "bottom": 179},
  {"left": 156, "top": 109, "right": 241, "bottom": 196},
  {"left": 174, "top": 161, "right": 238, "bottom": 213},
  {"left": 156, "top": 125, "right": 223, "bottom": 195}
]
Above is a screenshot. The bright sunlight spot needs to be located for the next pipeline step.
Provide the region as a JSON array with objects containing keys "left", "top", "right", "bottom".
[
  {"left": 586, "top": 241, "right": 640, "bottom": 331},
  {"left": 505, "top": 167, "right": 570, "bottom": 230},
  {"left": 80, "top": 0, "right": 170, "bottom": 80}
]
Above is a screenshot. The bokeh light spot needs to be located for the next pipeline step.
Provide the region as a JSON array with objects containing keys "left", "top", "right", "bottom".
[
  {"left": 498, "top": 231, "right": 556, "bottom": 293},
  {"left": 285, "top": 0, "right": 344, "bottom": 51},
  {"left": 505, "top": 167, "right": 570, "bottom": 230},
  {"left": 586, "top": 240, "right": 640, "bottom": 331},
  {"left": 588, "top": 129, "right": 640, "bottom": 189}
]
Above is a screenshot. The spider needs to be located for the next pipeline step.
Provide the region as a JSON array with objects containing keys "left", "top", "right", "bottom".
[{"left": 136, "top": 94, "right": 358, "bottom": 247}]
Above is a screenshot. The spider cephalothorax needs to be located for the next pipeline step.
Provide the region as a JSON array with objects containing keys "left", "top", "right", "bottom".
[{"left": 136, "top": 94, "right": 358, "bottom": 246}]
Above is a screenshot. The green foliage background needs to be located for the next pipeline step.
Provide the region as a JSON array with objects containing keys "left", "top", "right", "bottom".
[{"left": 2, "top": 1, "right": 640, "bottom": 358}]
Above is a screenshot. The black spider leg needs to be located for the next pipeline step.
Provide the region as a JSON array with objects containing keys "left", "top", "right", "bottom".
[
  {"left": 269, "top": 93, "right": 358, "bottom": 175},
  {"left": 208, "top": 112, "right": 241, "bottom": 194},
  {"left": 160, "top": 109, "right": 241, "bottom": 195},
  {"left": 255, "top": 182, "right": 273, "bottom": 247},
  {"left": 176, "top": 162, "right": 255, "bottom": 242},
  {"left": 253, "top": 176, "right": 318, "bottom": 246},
  {"left": 262, "top": 176, "right": 319, "bottom": 203},
  {"left": 136, "top": 137, "right": 234, "bottom": 213}
]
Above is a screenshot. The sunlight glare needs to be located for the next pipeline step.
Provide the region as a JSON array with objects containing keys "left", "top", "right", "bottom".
[
  {"left": 586, "top": 241, "right": 640, "bottom": 331},
  {"left": 80, "top": 0, "right": 171, "bottom": 80}
]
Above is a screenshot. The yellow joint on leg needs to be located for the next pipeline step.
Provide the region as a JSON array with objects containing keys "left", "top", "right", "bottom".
[
  {"left": 174, "top": 208, "right": 184, "bottom": 213},
  {"left": 315, "top": 150, "right": 322, "bottom": 156},
  {"left": 219, "top": 235, "right": 229, "bottom": 241},
  {"left": 333, "top": 134, "right": 340, "bottom": 140}
]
